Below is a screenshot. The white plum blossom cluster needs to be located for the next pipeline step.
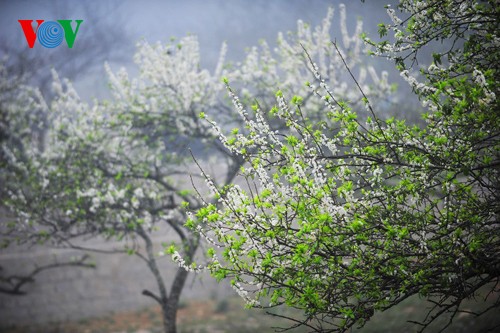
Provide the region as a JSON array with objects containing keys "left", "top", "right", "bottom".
[
  {"left": 472, "top": 68, "right": 496, "bottom": 105},
  {"left": 227, "top": 5, "right": 394, "bottom": 114}
]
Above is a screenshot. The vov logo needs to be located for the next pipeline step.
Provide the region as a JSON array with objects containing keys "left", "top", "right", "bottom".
[{"left": 18, "top": 20, "right": 83, "bottom": 48}]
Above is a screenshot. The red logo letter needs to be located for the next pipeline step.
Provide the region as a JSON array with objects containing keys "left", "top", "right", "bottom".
[{"left": 18, "top": 20, "right": 44, "bottom": 48}]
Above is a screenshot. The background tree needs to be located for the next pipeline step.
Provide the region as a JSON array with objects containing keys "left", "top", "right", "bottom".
[
  {"left": 0, "top": 1, "right": 129, "bottom": 298},
  {"left": 1, "top": 6, "right": 392, "bottom": 333},
  {"left": 0, "top": 1, "right": 130, "bottom": 175},
  {"left": 184, "top": 1, "right": 499, "bottom": 332}
]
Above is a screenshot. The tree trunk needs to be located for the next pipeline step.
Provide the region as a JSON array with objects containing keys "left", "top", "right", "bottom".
[
  {"left": 163, "top": 237, "right": 199, "bottom": 333},
  {"left": 137, "top": 227, "right": 172, "bottom": 332},
  {"left": 163, "top": 266, "right": 189, "bottom": 333},
  {"left": 138, "top": 225, "right": 199, "bottom": 333}
]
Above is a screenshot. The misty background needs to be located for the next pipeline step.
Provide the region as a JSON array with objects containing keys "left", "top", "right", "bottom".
[{"left": 1, "top": 0, "right": 400, "bottom": 100}]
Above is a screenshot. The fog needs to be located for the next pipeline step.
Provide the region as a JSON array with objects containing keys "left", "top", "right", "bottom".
[{"left": 1, "top": 0, "right": 399, "bottom": 100}]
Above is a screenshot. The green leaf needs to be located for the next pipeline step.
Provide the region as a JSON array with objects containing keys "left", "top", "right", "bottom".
[{"left": 378, "top": 23, "right": 387, "bottom": 37}]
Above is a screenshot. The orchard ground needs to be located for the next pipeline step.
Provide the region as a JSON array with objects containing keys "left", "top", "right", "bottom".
[{"left": 2, "top": 289, "right": 498, "bottom": 333}]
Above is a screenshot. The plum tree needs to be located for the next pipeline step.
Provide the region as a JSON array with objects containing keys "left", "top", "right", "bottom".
[{"left": 185, "top": 1, "right": 499, "bottom": 332}]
